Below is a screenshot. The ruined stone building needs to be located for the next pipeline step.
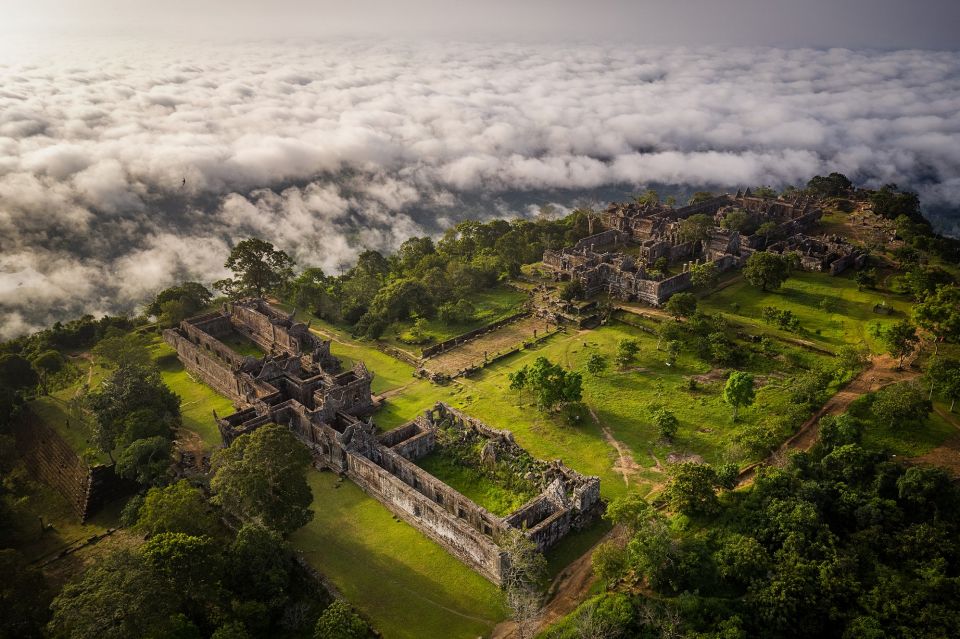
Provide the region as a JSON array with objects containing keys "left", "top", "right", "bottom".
[
  {"left": 165, "top": 299, "right": 600, "bottom": 585},
  {"left": 545, "top": 191, "right": 859, "bottom": 306}
]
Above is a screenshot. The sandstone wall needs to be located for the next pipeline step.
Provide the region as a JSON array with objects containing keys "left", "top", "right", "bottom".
[
  {"left": 346, "top": 451, "right": 507, "bottom": 583},
  {"left": 13, "top": 410, "right": 130, "bottom": 521}
]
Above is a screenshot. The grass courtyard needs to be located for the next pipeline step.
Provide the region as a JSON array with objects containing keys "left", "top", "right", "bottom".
[{"left": 290, "top": 471, "right": 508, "bottom": 639}]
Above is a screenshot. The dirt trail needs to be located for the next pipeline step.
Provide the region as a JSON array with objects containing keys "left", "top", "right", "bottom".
[
  {"left": 587, "top": 406, "right": 642, "bottom": 487},
  {"left": 738, "top": 353, "right": 920, "bottom": 485},
  {"left": 490, "top": 526, "right": 623, "bottom": 639}
]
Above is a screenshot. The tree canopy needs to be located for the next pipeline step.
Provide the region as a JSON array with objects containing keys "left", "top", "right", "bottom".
[
  {"left": 211, "top": 424, "right": 314, "bottom": 534},
  {"left": 215, "top": 238, "right": 295, "bottom": 298}
]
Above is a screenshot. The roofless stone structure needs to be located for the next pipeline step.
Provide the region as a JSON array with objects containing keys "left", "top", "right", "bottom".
[{"left": 164, "top": 299, "right": 600, "bottom": 584}]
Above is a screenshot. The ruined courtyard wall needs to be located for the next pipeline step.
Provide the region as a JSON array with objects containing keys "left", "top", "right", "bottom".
[
  {"left": 230, "top": 303, "right": 299, "bottom": 354},
  {"left": 163, "top": 329, "right": 242, "bottom": 402},
  {"left": 346, "top": 451, "right": 507, "bottom": 583}
]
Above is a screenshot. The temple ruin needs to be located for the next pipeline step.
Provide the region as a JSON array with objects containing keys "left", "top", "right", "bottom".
[
  {"left": 544, "top": 190, "right": 863, "bottom": 305},
  {"left": 164, "top": 299, "right": 600, "bottom": 585}
]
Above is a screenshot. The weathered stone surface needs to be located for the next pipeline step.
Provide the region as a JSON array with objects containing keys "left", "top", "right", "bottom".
[{"left": 170, "top": 299, "right": 601, "bottom": 585}]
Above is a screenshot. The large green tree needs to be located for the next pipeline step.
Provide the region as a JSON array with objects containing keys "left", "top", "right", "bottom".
[
  {"left": 723, "top": 371, "right": 755, "bottom": 421},
  {"left": 743, "top": 252, "right": 792, "bottom": 292},
  {"left": 87, "top": 364, "right": 180, "bottom": 460},
  {"left": 913, "top": 285, "right": 960, "bottom": 355},
  {"left": 135, "top": 480, "right": 219, "bottom": 537},
  {"left": 214, "top": 238, "right": 295, "bottom": 298},
  {"left": 47, "top": 551, "right": 181, "bottom": 639},
  {"left": 211, "top": 424, "right": 314, "bottom": 534},
  {"left": 524, "top": 357, "right": 583, "bottom": 411}
]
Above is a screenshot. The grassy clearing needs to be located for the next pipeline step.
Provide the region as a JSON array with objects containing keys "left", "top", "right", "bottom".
[
  {"left": 436, "top": 320, "right": 832, "bottom": 501},
  {"left": 862, "top": 409, "right": 958, "bottom": 458},
  {"left": 381, "top": 286, "right": 529, "bottom": 354},
  {"left": 290, "top": 470, "right": 508, "bottom": 639},
  {"left": 415, "top": 453, "right": 535, "bottom": 516},
  {"left": 148, "top": 336, "right": 234, "bottom": 451},
  {"left": 698, "top": 270, "right": 912, "bottom": 353}
]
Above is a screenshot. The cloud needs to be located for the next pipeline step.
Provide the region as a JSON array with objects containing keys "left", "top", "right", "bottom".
[{"left": 1, "top": 39, "right": 959, "bottom": 337}]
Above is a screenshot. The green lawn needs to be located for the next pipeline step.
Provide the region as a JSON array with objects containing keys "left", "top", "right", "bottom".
[
  {"left": 698, "top": 270, "right": 912, "bottom": 353},
  {"left": 290, "top": 471, "right": 508, "bottom": 639},
  {"left": 380, "top": 286, "right": 528, "bottom": 354},
  {"left": 415, "top": 452, "right": 536, "bottom": 516},
  {"left": 148, "top": 336, "right": 235, "bottom": 451},
  {"left": 220, "top": 330, "right": 266, "bottom": 359}
]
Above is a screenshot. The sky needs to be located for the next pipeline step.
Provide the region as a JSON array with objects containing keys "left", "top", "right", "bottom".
[
  {"left": 1, "top": 2, "right": 959, "bottom": 338},
  {"left": 2, "top": 0, "right": 960, "bottom": 50}
]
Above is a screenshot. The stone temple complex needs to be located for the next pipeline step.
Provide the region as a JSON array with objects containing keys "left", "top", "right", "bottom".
[
  {"left": 544, "top": 190, "right": 864, "bottom": 305},
  {"left": 164, "top": 299, "right": 600, "bottom": 585}
]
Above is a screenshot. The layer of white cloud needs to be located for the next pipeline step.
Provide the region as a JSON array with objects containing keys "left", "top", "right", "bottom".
[{"left": 1, "top": 39, "right": 959, "bottom": 337}]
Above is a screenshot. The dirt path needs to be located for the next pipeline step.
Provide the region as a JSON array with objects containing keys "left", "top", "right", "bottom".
[
  {"left": 738, "top": 354, "right": 919, "bottom": 485},
  {"left": 490, "top": 526, "right": 623, "bottom": 639},
  {"left": 587, "top": 406, "right": 642, "bottom": 486}
]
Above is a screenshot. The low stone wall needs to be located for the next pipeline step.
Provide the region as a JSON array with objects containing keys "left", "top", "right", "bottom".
[
  {"left": 421, "top": 311, "right": 530, "bottom": 359},
  {"left": 12, "top": 410, "right": 131, "bottom": 521}
]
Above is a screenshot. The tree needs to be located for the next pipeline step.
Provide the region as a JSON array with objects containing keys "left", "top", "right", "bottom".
[
  {"left": 437, "top": 298, "right": 475, "bottom": 324},
  {"left": 211, "top": 424, "right": 314, "bottom": 534},
  {"left": 855, "top": 268, "right": 877, "bottom": 291},
  {"left": 214, "top": 238, "right": 295, "bottom": 298},
  {"left": 688, "top": 191, "right": 715, "bottom": 205},
  {"left": 92, "top": 330, "right": 152, "bottom": 368},
  {"left": 0, "top": 353, "right": 38, "bottom": 391},
  {"left": 634, "top": 189, "right": 659, "bottom": 206},
  {"left": 614, "top": 339, "right": 640, "bottom": 368},
  {"left": 147, "top": 282, "right": 213, "bottom": 318},
  {"left": 665, "top": 292, "right": 697, "bottom": 319},
  {"left": 48, "top": 550, "right": 180, "bottom": 639},
  {"left": 559, "top": 280, "right": 585, "bottom": 302},
  {"left": 0, "top": 549, "right": 51, "bottom": 639},
  {"left": 287, "top": 268, "right": 331, "bottom": 315},
  {"left": 508, "top": 366, "right": 529, "bottom": 406},
  {"left": 135, "top": 480, "right": 218, "bottom": 537},
  {"left": 652, "top": 407, "right": 679, "bottom": 440},
  {"left": 31, "top": 349, "right": 66, "bottom": 394},
  {"left": 227, "top": 523, "right": 291, "bottom": 604},
  {"left": 678, "top": 213, "right": 713, "bottom": 244},
  {"left": 806, "top": 173, "right": 852, "bottom": 198},
  {"left": 877, "top": 320, "right": 919, "bottom": 369},
  {"left": 664, "top": 462, "right": 720, "bottom": 516},
  {"left": 925, "top": 358, "right": 960, "bottom": 411},
  {"left": 720, "top": 209, "right": 753, "bottom": 233},
  {"left": 743, "top": 252, "right": 791, "bottom": 292},
  {"left": 586, "top": 353, "right": 609, "bottom": 377},
  {"left": 900, "top": 266, "right": 954, "bottom": 301},
  {"left": 141, "top": 532, "right": 222, "bottom": 599},
  {"left": 912, "top": 285, "right": 960, "bottom": 355},
  {"left": 148, "top": 282, "right": 213, "bottom": 327},
  {"left": 870, "top": 184, "right": 920, "bottom": 220},
  {"left": 723, "top": 372, "right": 755, "bottom": 421},
  {"left": 115, "top": 436, "right": 171, "bottom": 486},
  {"left": 603, "top": 493, "right": 656, "bottom": 533},
  {"left": 87, "top": 364, "right": 180, "bottom": 459},
  {"left": 525, "top": 357, "right": 583, "bottom": 411},
  {"left": 871, "top": 381, "right": 930, "bottom": 429},
  {"left": 690, "top": 261, "right": 718, "bottom": 290},
  {"left": 835, "top": 343, "right": 869, "bottom": 378},
  {"left": 501, "top": 530, "right": 548, "bottom": 639},
  {"left": 314, "top": 600, "right": 372, "bottom": 639}
]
